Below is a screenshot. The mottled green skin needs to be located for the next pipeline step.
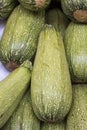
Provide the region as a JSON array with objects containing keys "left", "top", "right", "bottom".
[
  {"left": 0, "top": 60, "right": 31, "bottom": 128},
  {"left": 0, "top": 5, "right": 45, "bottom": 65},
  {"left": 66, "top": 84, "right": 87, "bottom": 130},
  {"left": 31, "top": 25, "right": 72, "bottom": 122},
  {"left": 61, "top": 0, "right": 87, "bottom": 22},
  {"left": 0, "top": 0, "right": 18, "bottom": 19},
  {"left": 64, "top": 22, "right": 87, "bottom": 83},
  {"left": 46, "top": 8, "right": 70, "bottom": 38},
  {"left": 18, "top": 0, "right": 51, "bottom": 11},
  {"left": 2, "top": 91, "right": 40, "bottom": 130},
  {"left": 41, "top": 121, "right": 65, "bottom": 130}
]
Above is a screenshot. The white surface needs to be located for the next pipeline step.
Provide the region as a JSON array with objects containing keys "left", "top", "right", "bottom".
[
  {"left": 0, "top": 20, "right": 6, "bottom": 40},
  {"left": 0, "top": 20, "right": 10, "bottom": 81},
  {"left": 0, "top": 62, "right": 10, "bottom": 81}
]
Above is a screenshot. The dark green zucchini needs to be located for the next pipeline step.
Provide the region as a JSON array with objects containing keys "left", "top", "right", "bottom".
[
  {"left": 31, "top": 24, "right": 72, "bottom": 123},
  {"left": 0, "top": 0, "right": 18, "bottom": 20},
  {"left": 66, "top": 84, "right": 87, "bottom": 130},
  {"left": 46, "top": 8, "right": 70, "bottom": 38},
  {"left": 18, "top": 0, "right": 51, "bottom": 11},
  {"left": 64, "top": 22, "right": 87, "bottom": 83},
  {"left": 0, "top": 5, "right": 45, "bottom": 71},
  {"left": 61, "top": 0, "right": 87, "bottom": 23}
]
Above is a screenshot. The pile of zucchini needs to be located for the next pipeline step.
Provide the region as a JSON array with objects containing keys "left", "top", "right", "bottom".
[{"left": 0, "top": 0, "right": 87, "bottom": 130}]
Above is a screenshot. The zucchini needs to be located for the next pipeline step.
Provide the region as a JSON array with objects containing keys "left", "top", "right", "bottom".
[
  {"left": 0, "top": 0, "right": 18, "bottom": 20},
  {"left": 61, "top": 0, "right": 87, "bottom": 23},
  {"left": 66, "top": 84, "right": 87, "bottom": 130},
  {"left": 0, "top": 60, "right": 32, "bottom": 128},
  {"left": 31, "top": 24, "right": 72, "bottom": 123},
  {"left": 64, "top": 22, "right": 87, "bottom": 83},
  {"left": 18, "top": 0, "right": 51, "bottom": 11},
  {"left": 0, "top": 5, "right": 45, "bottom": 71},
  {"left": 2, "top": 91, "right": 40, "bottom": 130}
]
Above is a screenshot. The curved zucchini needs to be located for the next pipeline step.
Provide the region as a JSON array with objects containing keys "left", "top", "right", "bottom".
[{"left": 0, "top": 60, "right": 32, "bottom": 128}]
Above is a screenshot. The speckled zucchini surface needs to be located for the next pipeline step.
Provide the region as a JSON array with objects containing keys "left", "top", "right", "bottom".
[
  {"left": 66, "top": 84, "right": 87, "bottom": 130},
  {"left": 18, "top": 0, "right": 51, "bottom": 11},
  {"left": 64, "top": 22, "right": 87, "bottom": 83},
  {"left": 0, "top": 5, "right": 45, "bottom": 71},
  {"left": 31, "top": 24, "right": 72, "bottom": 123},
  {"left": 2, "top": 91, "right": 40, "bottom": 130},
  {"left": 0, "top": 60, "right": 32, "bottom": 128},
  {"left": 0, "top": 0, "right": 18, "bottom": 19},
  {"left": 61, "top": 0, "right": 87, "bottom": 23}
]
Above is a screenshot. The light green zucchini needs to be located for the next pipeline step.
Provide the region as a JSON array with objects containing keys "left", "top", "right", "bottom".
[
  {"left": 31, "top": 24, "right": 72, "bottom": 123},
  {"left": 0, "top": 5, "right": 45, "bottom": 71},
  {"left": 64, "top": 22, "right": 87, "bottom": 83},
  {"left": 66, "top": 84, "right": 87, "bottom": 130},
  {"left": 2, "top": 90, "right": 40, "bottom": 130},
  {"left": 0, "top": 60, "right": 32, "bottom": 128}
]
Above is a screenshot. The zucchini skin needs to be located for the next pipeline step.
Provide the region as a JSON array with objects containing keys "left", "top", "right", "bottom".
[
  {"left": 61, "top": 0, "right": 87, "bottom": 23},
  {"left": 18, "top": 0, "right": 51, "bottom": 11},
  {"left": 31, "top": 24, "right": 72, "bottom": 123},
  {"left": 0, "top": 0, "right": 18, "bottom": 20},
  {"left": 66, "top": 84, "right": 87, "bottom": 130},
  {"left": 64, "top": 22, "right": 87, "bottom": 83},
  {"left": 0, "top": 60, "right": 32, "bottom": 128},
  {"left": 0, "top": 5, "right": 45, "bottom": 70},
  {"left": 2, "top": 91, "right": 40, "bottom": 130}
]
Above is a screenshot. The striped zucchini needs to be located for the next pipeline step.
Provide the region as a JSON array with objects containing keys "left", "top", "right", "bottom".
[
  {"left": 31, "top": 24, "right": 72, "bottom": 123},
  {"left": 18, "top": 0, "right": 51, "bottom": 11},
  {"left": 0, "top": 0, "right": 18, "bottom": 19},
  {"left": 66, "top": 84, "right": 87, "bottom": 130},
  {"left": 0, "top": 5, "right": 45, "bottom": 71},
  {"left": 2, "top": 91, "right": 40, "bottom": 130},
  {"left": 64, "top": 22, "right": 87, "bottom": 83},
  {"left": 0, "top": 60, "right": 32, "bottom": 128}
]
